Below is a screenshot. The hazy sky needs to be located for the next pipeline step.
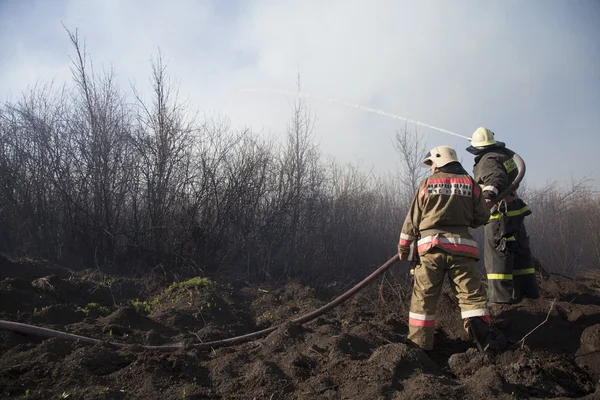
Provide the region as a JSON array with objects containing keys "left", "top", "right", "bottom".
[{"left": 1, "top": 0, "right": 599, "bottom": 188}]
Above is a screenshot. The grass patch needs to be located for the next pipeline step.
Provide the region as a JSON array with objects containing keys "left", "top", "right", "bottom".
[
  {"left": 131, "top": 276, "right": 215, "bottom": 314},
  {"left": 165, "top": 277, "right": 214, "bottom": 294},
  {"left": 76, "top": 302, "right": 111, "bottom": 316}
]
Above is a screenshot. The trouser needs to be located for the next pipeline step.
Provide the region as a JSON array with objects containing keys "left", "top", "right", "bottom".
[
  {"left": 484, "top": 214, "right": 539, "bottom": 304},
  {"left": 408, "top": 249, "right": 489, "bottom": 351}
]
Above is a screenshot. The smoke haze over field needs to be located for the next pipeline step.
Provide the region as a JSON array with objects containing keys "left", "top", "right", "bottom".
[{"left": 1, "top": 0, "right": 599, "bottom": 187}]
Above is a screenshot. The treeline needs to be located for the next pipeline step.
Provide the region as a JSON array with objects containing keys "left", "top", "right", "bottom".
[
  {"left": 520, "top": 179, "right": 600, "bottom": 276},
  {"left": 0, "top": 32, "right": 406, "bottom": 282},
  {"left": 0, "top": 32, "right": 597, "bottom": 282}
]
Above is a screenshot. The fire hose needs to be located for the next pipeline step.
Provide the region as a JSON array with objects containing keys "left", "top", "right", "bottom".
[
  {"left": 490, "top": 148, "right": 525, "bottom": 213},
  {"left": 0, "top": 149, "right": 526, "bottom": 352}
]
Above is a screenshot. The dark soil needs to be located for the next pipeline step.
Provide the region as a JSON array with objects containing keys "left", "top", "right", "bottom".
[{"left": 0, "top": 257, "right": 599, "bottom": 399}]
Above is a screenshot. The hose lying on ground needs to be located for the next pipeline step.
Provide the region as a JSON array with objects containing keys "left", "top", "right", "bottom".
[{"left": 0, "top": 254, "right": 400, "bottom": 352}]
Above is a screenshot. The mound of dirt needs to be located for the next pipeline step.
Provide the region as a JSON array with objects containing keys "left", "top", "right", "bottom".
[
  {"left": 0, "top": 278, "right": 56, "bottom": 316},
  {"left": 0, "top": 255, "right": 73, "bottom": 281},
  {"left": 501, "top": 349, "right": 595, "bottom": 398},
  {"left": 147, "top": 280, "right": 256, "bottom": 342},
  {"left": 31, "top": 274, "right": 118, "bottom": 306},
  {"left": 250, "top": 281, "right": 325, "bottom": 328},
  {"left": 577, "top": 324, "right": 600, "bottom": 381},
  {"left": 0, "top": 269, "right": 599, "bottom": 399},
  {"left": 100, "top": 307, "right": 173, "bottom": 334},
  {"left": 31, "top": 304, "right": 86, "bottom": 326},
  {"left": 490, "top": 280, "right": 600, "bottom": 355},
  {"left": 449, "top": 347, "right": 596, "bottom": 398},
  {"left": 540, "top": 278, "right": 600, "bottom": 306}
]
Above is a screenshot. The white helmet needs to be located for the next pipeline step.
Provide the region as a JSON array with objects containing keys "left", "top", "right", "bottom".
[
  {"left": 422, "top": 146, "right": 459, "bottom": 168},
  {"left": 467, "top": 127, "right": 505, "bottom": 153}
]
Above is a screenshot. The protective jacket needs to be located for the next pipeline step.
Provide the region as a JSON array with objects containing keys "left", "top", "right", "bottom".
[
  {"left": 473, "top": 148, "right": 531, "bottom": 218},
  {"left": 398, "top": 162, "right": 490, "bottom": 261}
]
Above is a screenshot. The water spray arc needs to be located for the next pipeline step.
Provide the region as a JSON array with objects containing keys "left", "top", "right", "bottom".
[{"left": 238, "top": 88, "right": 471, "bottom": 140}]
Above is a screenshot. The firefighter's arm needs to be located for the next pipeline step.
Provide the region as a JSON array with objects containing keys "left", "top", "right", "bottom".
[
  {"left": 478, "top": 155, "right": 508, "bottom": 203},
  {"left": 471, "top": 180, "right": 491, "bottom": 227},
  {"left": 398, "top": 180, "right": 425, "bottom": 260}
]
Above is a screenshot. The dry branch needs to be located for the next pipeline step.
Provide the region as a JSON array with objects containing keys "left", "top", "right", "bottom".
[{"left": 519, "top": 298, "right": 557, "bottom": 349}]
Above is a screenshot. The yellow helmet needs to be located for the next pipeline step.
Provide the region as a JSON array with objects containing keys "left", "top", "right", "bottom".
[
  {"left": 422, "top": 145, "right": 458, "bottom": 168},
  {"left": 467, "top": 127, "right": 505, "bottom": 153}
]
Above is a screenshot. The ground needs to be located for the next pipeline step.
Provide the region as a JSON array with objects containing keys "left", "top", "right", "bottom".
[{"left": 0, "top": 255, "right": 599, "bottom": 399}]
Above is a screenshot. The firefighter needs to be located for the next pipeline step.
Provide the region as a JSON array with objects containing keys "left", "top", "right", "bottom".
[
  {"left": 398, "top": 145, "right": 492, "bottom": 353},
  {"left": 466, "top": 127, "right": 539, "bottom": 304}
]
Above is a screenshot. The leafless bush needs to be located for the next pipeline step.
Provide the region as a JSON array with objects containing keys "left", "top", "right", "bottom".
[{"left": 521, "top": 177, "right": 599, "bottom": 276}]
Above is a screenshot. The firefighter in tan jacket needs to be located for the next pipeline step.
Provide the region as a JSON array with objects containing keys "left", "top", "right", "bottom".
[{"left": 398, "top": 145, "right": 492, "bottom": 352}]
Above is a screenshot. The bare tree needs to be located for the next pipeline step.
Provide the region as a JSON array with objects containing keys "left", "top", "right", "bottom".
[
  {"left": 392, "top": 123, "right": 427, "bottom": 204},
  {"left": 130, "top": 50, "right": 197, "bottom": 264},
  {"left": 64, "top": 26, "right": 134, "bottom": 268},
  {"left": 281, "top": 71, "right": 319, "bottom": 279}
]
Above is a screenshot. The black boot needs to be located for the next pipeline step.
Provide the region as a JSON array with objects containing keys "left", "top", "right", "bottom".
[
  {"left": 489, "top": 332, "right": 507, "bottom": 352},
  {"left": 467, "top": 317, "right": 491, "bottom": 353}
]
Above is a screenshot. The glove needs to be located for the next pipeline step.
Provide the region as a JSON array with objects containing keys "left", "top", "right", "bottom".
[{"left": 398, "top": 247, "right": 410, "bottom": 261}]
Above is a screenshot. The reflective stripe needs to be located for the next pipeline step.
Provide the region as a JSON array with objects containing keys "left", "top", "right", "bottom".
[
  {"left": 513, "top": 268, "right": 535, "bottom": 275},
  {"left": 409, "top": 312, "right": 435, "bottom": 328},
  {"left": 427, "top": 177, "right": 473, "bottom": 185},
  {"left": 417, "top": 235, "right": 479, "bottom": 256},
  {"left": 482, "top": 185, "right": 498, "bottom": 195},
  {"left": 426, "top": 177, "right": 473, "bottom": 197},
  {"left": 505, "top": 236, "right": 516, "bottom": 241},
  {"left": 409, "top": 312, "right": 435, "bottom": 320},
  {"left": 461, "top": 309, "right": 489, "bottom": 319},
  {"left": 400, "top": 233, "right": 415, "bottom": 241},
  {"left": 503, "top": 158, "right": 518, "bottom": 174},
  {"left": 505, "top": 206, "right": 531, "bottom": 217},
  {"left": 399, "top": 232, "right": 415, "bottom": 247},
  {"left": 489, "top": 206, "right": 531, "bottom": 220},
  {"left": 418, "top": 236, "right": 478, "bottom": 248},
  {"left": 488, "top": 273, "right": 513, "bottom": 280},
  {"left": 409, "top": 318, "right": 435, "bottom": 327}
]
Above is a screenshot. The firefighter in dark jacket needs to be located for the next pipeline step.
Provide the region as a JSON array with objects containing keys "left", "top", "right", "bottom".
[
  {"left": 466, "top": 127, "right": 539, "bottom": 304},
  {"left": 398, "top": 145, "right": 492, "bottom": 352}
]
